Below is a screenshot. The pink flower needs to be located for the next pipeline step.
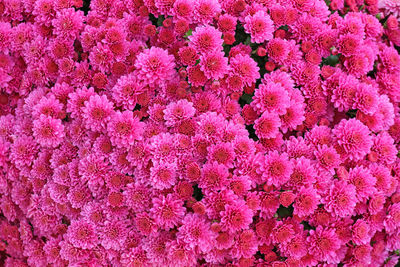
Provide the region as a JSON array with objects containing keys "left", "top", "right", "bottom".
[
  {"left": 100, "top": 219, "right": 128, "bottom": 250},
  {"left": 166, "top": 240, "right": 197, "bottom": 267},
  {"left": 260, "top": 151, "right": 293, "bottom": 187},
  {"left": 33, "top": 115, "right": 65, "bottom": 148},
  {"left": 254, "top": 112, "right": 281, "bottom": 139},
  {"left": 252, "top": 83, "right": 290, "bottom": 115},
  {"left": 267, "top": 38, "right": 290, "bottom": 65},
  {"left": 293, "top": 186, "right": 320, "bottom": 217},
  {"left": 323, "top": 180, "right": 357, "bottom": 218},
  {"left": 279, "top": 233, "right": 308, "bottom": 259},
  {"left": 150, "top": 194, "right": 186, "bottom": 230},
  {"left": 189, "top": 25, "right": 223, "bottom": 53},
  {"left": 348, "top": 166, "right": 376, "bottom": 202},
  {"left": 220, "top": 201, "right": 253, "bottom": 233},
  {"left": 177, "top": 214, "right": 216, "bottom": 253},
  {"left": 207, "top": 142, "right": 235, "bottom": 168},
  {"left": 199, "top": 161, "right": 229, "bottom": 191},
  {"left": 231, "top": 229, "right": 258, "bottom": 259},
  {"left": 244, "top": 11, "right": 274, "bottom": 43},
  {"left": 199, "top": 50, "right": 229, "bottom": 80},
  {"left": 65, "top": 220, "right": 98, "bottom": 249},
  {"left": 314, "top": 145, "right": 341, "bottom": 174},
  {"left": 107, "top": 110, "right": 144, "bottom": 148},
  {"left": 164, "top": 99, "right": 196, "bottom": 127},
  {"left": 307, "top": 226, "right": 341, "bottom": 264},
  {"left": 193, "top": 0, "right": 221, "bottom": 24},
  {"left": 82, "top": 94, "right": 114, "bottom": 132},
  {"left": 123, "top": 183, "right": 152, "bottom": 213},
  {"left": 52, "top": 8, "right": 84, "bottom": 40},
  {"left": 134, "top": 47, "right": 176, "bottom": 87},
  {"left": 88, "top": 43, "right": 114, "bottom": 73},
  {"left": 352, "top": 219, "right": 371, "bottom": 245},
  {"left": 353, "top": 83, "right": 379, "bottom": 115},
  {"left": 10, "top": 135, "right": 38, "bottom": 168},
  {"left": 384, "top": 203, "right": 400, "bottom": 233},
  {"left": 67, "top": 87, "right": 95, "bottom": 119},
  {"left": 150, "top": 161, "right": 177, "bottom": 190},
  {"left": 111, "top": 73, "right": 146, "bottom": 110},
  {"left": 172, "top": 0, "right": 195, "bottom": 21},
  {"left": 332, "top": 118, "right": 373, "bottom": 161},
  {"left": 229, "top": 54, "right": 260, "bottom": 86}
]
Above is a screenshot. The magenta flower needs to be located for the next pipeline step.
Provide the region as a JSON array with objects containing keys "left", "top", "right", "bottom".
[
  {"left": 107, "top": 110, "right": 144, "bottom": 148},
  {"left": 244, "top": 11, "right": 274, "bottom": 43},
  {"left": 65, "top": 220, "right": 98, "bottom": 249},
  {"left": 134, "top": 47, "right": 176, "bottom": 87}
]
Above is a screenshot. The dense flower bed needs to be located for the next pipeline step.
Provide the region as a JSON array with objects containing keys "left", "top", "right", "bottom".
[{"left": 0, "top": 0, "right": 400, "bottom": 266}]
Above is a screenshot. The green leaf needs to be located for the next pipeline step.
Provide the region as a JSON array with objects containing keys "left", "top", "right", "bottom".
[{"left": 184, "top": 29, "right": 193, "bottom": 38}]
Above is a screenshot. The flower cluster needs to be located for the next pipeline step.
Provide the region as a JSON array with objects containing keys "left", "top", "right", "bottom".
[{"left": 0, "top": 0, "right": 400, "bottom": 266}]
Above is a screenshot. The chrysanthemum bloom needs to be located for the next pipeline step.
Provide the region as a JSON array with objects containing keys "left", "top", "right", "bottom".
[
  {"left": 220, "top": 201, "right": 253, "bottom": 233},
  {"left": 65, "top": 220, "right": 98, "bottom": 249},
  {"left": 260, "top": 151, "right": 293, "bottom": 187},
  {"left": 267, "top": 38, "right": 290, "bottom": 65},
  {"left": 229, "top": 54, "right": 260, "bottom": 86},
  {"left": 177, "top": 213, "right": 216, "bottom": 253},
  {"left": 252, "top": 83, "right": 290, "bottom": 115},
  {"left": 353, "top": 83, "right": 379, "bottom": 115},
  {"left": 10, "top": 135, "right": 38, "bottom": 168},
  {"left": 272, "top": 220, "right": 296, "bottom": 245},
  {"left": 348, "top": 166, "right": 376, "bottom": 202},
  {"left": 337, "top": 34, "right": 361, "bottom": 56},
  {"left": 332, "top": 118, "right": 373, "bottom": 161},
  {"left": 99, "top": 219, "right": 128, "bottom": 251},
  {"left": 378, "top": 0, "right": 400, "bottom": 17},
  {"left": 231, "top": 229, "right": 258, "bottom": 259},
  {"left": 254, "top": 112, "right": 281, "bottom": 139},
  {"left": 328, "top": 73, "right": 358, "bottom": 112},
  {"left": 107, "top": 110, "right": 144, "bottom": 148},
  {"left": 111, "top": 73, "right": 146, "bottom": 110},
  {"left": 352, "top": 219, "right": 371, "bottom": 245},
  {"left": 244, "top": 11, "right": 274, "bottom": 43},
  {"left": 121, "top": 248, "right": 150, "bottom": 267},
  {"left": 279, "top": 233, "right": 308, "bottom": 259},
  {"left": 199, "top": 50, "right": 229, "bottom": 80},
  {"left": 207, "top": 142, "right": 235, "bottom": 168},
  {"left": 293, "top": 186, "right": 320, "bottom": 217},
  {"left": 307, "top": 226, "right": 341, "bottom": 264},
  {"left": 371, "top": 132, "right": 397, "bottom": 165},
  {"left": 123, "top": 183, "right": 152, "bottom": 213},
  {"left": 323, "top": 180, "right": 357, "bottom": 218},
  {"left": 82, "top": 94, "right": 114, "bottom": 132},
  {"left": 32, "top": 115, "right": 65, "bottom": 148},
  {"left": 189, "top": 25, "right": 223, "bottom": 53},
  {"left": 88, "top": 43, "right": 114, "bottom": 73},
  {"left": 150, "top": 194, "right": 186, "bottom": 230},
  {"left": 78, "top": 153, "right": 109, "bottom": 184},
  {"left": 52, "top": 8, "right": 84, "bottom": 39},
  {"left": 134, "top": 47, "right": 176, "bottom": 87},
  {"left": 314, "top": 145, "right": 341, "bottom": 174},
  {"left": 383, "top": 203, "right": 400, "bottom": 233},
  {"left": 32, "top": 94, "right": 65, "bottom": 120},
  {"left": 67, "top": 184, "right": 92, "bottom": 209},
  {"left": 199, "top": 161, "right": 229, "bottom": 191},
  {"left": 166, "top": 240, "right": 197, "bottom": 267},
  {"left": 164, "top": 99, "right": 196, "bottom": 127},
  {"left": 172, "top": 0, "right": 194, "bottom": 21},
  {"left": 150, "top": 161, "right": 177, "bottom": 190},
  {"left": 67, "top": 87, "right": 95, "bottom": 119},
  {"left": 229, "top": 175, "right": 252, "bottom": 196},
  {"left": 193, "top": 0, "right": 221, "bottom": 24}
]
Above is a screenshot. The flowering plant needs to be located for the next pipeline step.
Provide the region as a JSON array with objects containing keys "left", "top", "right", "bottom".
[{"left": 0, "top": 0, "right": 400, "bottom": 266}]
